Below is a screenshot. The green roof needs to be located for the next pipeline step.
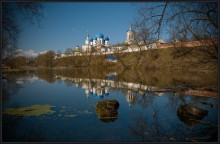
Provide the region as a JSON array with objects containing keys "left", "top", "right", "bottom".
[{"left": 73, "top": 49, "right": 80, "bottom": 52}]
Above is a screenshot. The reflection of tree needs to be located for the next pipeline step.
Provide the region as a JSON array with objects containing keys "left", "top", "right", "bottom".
[
  {"left": 2, "top": 73, "right": 24, "bottom": 102},
  {"left": 2, "top": 116, "right": 21, "bottom": 141},
  {"left": 166, "top": 92, "right": 182, "bottom": 110},
  {"left": 64, "top": 79, "right": 74, "bottom": 87},
  {"left": 2, "top": 88, "right": 10, "bottom": 102},
  {"left": 129, "top": 106, "right": 163, "bottom": 141},
  {"left": 2, "top": 115, "right": 45, "bottom": 141},
  {"left": 135, "top": 91, "right": 156, "bottom": 109},
  {"left": 129, "top": 96, "right": 217, "bottom": 142},
  {"left": 37, "top": 69, "right": 56, "bottom": 83}
]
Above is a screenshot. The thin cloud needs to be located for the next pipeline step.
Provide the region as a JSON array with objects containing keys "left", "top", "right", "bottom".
[
  {"left": 39, "top": 50, "right": 47, "bottom": 55},
  {"left": 17, "top": 49, "right": 47, "bottom": 58}
]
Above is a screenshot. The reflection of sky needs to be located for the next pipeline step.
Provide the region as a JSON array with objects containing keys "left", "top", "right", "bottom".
[
  {"left": 2, "top": 74, "right": 218, "bottom": 142},
  {"left": 16, "top": 76, "right": 39, "bottom": 84}
]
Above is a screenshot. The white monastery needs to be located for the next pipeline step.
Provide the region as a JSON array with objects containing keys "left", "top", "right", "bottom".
[{"left": 57, "top": 25, "right": 166, "bottom": 58}]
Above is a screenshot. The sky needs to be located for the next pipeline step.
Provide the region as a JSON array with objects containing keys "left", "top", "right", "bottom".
[{"left": 14, "top": 2, "right": 140, "bottom": 57}]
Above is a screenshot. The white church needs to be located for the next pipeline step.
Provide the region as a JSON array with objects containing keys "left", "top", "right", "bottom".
[
  {"left": 82, "top": 32, "right": 110, "bottom": 53},
  {"left": 81, "top": 25, "right": 135, "bottom": 53},
  {"left": 125, "top": 25, "right": 135, "bottom": 44}
]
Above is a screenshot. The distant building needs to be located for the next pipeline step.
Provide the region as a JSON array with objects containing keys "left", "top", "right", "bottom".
[
  {"left": 73, "top": 46, "right": 80, "bottom": 55},
  {"left": 156, "top": 39, "right": 166, "bottom": 44},
  {"left": 57, "top": 24, "right": 201, "bottom": 59},
  {"left": 82, "top": 33, "right": 110, "bottom": 53},
  {"left": 126, "top": 25, "right": 135, "bottom": 44}
]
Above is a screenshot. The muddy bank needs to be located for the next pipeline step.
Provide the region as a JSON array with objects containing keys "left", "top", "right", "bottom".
[{"left": 177, "top": 90, "right": 218, "bottom": 98}]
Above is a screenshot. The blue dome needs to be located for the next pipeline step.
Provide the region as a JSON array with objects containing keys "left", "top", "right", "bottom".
[
  {"left": 105, "top": 37, "right": 109, "bottom": 41},
  {"left": 90, "top": 38, "right": 93, "bottom": 42},
  {"left": 96, "top": 32, "right": 104, "bottom": 38},
  {"left": 95, "top": 96, "right": 103, "bottom": 100}
]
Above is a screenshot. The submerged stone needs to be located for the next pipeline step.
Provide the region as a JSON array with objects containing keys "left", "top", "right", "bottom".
[{"left": 96, "top": 100, "right": 120, "bottom": 122}]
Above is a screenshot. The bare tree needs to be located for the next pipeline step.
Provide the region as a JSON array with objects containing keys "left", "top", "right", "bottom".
[
  {"left": 2, "top": 2, "right": 44, "bottom": 62},
  {"left": 113, "top": 48, "right": 130, "bottom": 69},
  {"left": 81, "top": 51, "right": 94, "bottom": 67},
  {"left": 37, "top": 50, "right": 55, "bottom": 67},
  {"left": 65, "top": 48, "right": 73, "bottom": 55},
  {"left": 133, "top": 2, "right": 218, "bottom": 65}
]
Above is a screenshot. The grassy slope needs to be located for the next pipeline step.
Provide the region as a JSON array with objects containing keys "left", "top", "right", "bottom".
[
  {"left": 114, "top": 47, "right": 217, "bottom": 71},
  {"left": 54, "top": 47, "right": 217, "bottom": 71}
]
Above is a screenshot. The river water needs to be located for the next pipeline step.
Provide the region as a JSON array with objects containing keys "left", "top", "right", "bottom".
[{"left": 2, "top": 68, "right": 218, "bottom": 142}]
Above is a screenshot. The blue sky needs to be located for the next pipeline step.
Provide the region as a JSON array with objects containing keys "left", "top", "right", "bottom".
[{"left": 15, "top": 2, "right": 139, "bottom": 56}]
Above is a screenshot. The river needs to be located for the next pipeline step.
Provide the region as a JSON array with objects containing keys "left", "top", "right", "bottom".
[{"left": 2, "top": 68, "right": 218, "bottom": 142}]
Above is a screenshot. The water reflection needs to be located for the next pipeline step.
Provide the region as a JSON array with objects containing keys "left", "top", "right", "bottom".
[
  {"left": 2, "top": 68, "right": 218, "bottom": 142},
  {"left": 54, "top": 74, "right": 165, "bottom": 108}
]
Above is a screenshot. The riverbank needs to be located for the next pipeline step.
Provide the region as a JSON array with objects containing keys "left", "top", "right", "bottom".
[
  {"left": 2, "top": 66, "right": 26, "bottom": 73},
  {"left": 177, "top": 90, "right": 218, "bottom": 98}
]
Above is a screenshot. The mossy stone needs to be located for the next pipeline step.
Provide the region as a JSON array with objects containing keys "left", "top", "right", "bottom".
[{"left": 96, "top": 100, "right": 120, "bottom": 122}]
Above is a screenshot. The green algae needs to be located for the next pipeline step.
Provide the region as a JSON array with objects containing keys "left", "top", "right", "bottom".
[
  {"left": 3, "top": 104, "right": 55, "bottom": 117},
  {"left": 60, "top": 109, "right": 65, "bottom": 113}
]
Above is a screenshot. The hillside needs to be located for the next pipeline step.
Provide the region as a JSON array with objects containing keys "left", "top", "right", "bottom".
[{"left": 54, "top": 46, "right": 217, "bottom": 71}]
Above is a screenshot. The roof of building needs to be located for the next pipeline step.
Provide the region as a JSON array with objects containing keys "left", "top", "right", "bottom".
[
  {"left": 107, "top": 55, "right": 116, "bottom": 61},
  {"left": 105, "top": 37, "right": 109, "bottom": 41},
  {"left": 96, "top": 32, "right": 104, "bottom": 38},
  {"left": 74, "top": 49, "right": 80, "bottom": 52},
  {"left": 127, "top": 25, "right": 133, "bottom": 32},
  {"left": 156, "top": 39, "right": 166, "bottom": 43}
]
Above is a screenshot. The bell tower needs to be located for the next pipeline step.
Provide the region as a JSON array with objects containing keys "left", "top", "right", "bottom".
[{"left": 126, "top": 24, "right": 134, "bottom": 44}]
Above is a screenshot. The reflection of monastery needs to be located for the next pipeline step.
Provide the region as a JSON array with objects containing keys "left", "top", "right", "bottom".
[{"left": 55, "top": 74, "right": 165, "bottom": 108}]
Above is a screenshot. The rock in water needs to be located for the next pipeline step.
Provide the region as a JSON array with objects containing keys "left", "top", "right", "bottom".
[
  {"left": 96, "top": 100, "right": 120, "bottom": 122},
  {"left": 177, "top": 104, "right": 208, "bottom": 126}
]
